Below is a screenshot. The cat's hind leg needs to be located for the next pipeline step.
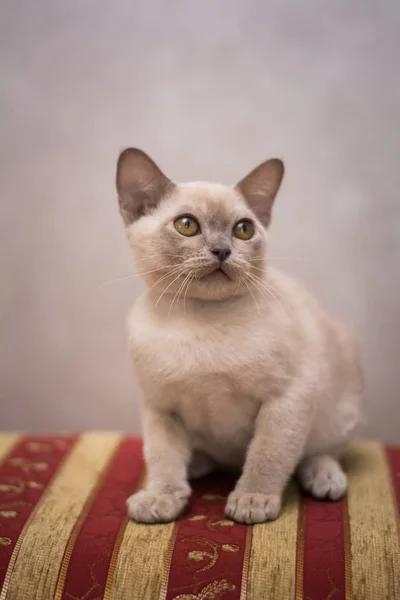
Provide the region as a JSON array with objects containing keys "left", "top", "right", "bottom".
[{"left": 297, "top": 454, "right": 347, "bottom": 500}]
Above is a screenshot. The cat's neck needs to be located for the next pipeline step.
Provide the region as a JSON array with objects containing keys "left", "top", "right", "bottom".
[{"left": 145, "top": 288, "right": 267, "bottom": 322}]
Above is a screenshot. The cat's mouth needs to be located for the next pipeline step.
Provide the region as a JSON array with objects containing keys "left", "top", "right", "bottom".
[{"left": 201, "top": 266, "right": 232, "bottom": 281}]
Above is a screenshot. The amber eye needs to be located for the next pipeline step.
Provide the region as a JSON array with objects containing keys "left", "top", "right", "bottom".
[
  {"left": 174, "top": 216, "right": 200, "bottom": 237},
  {"left": 233, "top": 220, "right": 255, "bottom": 240}
]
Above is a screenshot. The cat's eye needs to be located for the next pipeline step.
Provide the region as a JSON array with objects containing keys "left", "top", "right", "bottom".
[
  {"left": 233, "top": 220, "right": 255, "bottom": 240},
  {"left": 174, "top": 216, "right": 200, "bottom": 237}
]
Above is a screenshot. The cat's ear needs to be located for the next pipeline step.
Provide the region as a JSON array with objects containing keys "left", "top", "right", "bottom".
[
  {"left": 235, "top": 158, "right": 284, "bottom": 226},
  {"left": 116, "top": 148, "right": 175, "bottom": 225}
]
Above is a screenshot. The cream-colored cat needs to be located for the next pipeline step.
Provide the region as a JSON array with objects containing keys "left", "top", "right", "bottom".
[{"left": 116, "top": 148, "right": 364, "bottom": 524}]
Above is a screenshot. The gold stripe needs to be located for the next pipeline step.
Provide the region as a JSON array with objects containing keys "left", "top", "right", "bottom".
[
  {"left": 0, "top": 435, "right": 73, "bottom": 600},
  {"left": 158, "top": 522, "right": 179, "bottom": 600},
  {"left": 53, "top": 439, "right": 122, "bottom": 600},
  {"left": 106, "top": 480, "right": 177, "bottom": 600},
  {"left": 109, "top": 521, "right": 176, "bottom": 600},
  {"left": 103, "top": 474, "right": 146, "bottom": 600},
  {"left": 385, "top": 449, "right": 400, "bottom": 537},
  {"left": 0, "top": 434, "right": 20, "bottom": 465},
  {"left": 294, "top": 499, "right": 305, "bottom": 600},
  {"left": 343, "top": 497, "right": 353, "bottom": 600},
  {"left": 103, "top": 518, "right": 129, "bottom": 600},
  {"left": 0, "top": 510, "right": 37, "bottom": 600},
  {"left": 248, "top": 483, "right": 300, "bottom": 600},
  {"left": 239, "top": 526, "right": 253, "bottom": 600},
  {"left": 346, "top": 441, "right": 400, "bottom": 600},
  {"left": 4, "top": 432, "right": 122, "bottom": 600}
]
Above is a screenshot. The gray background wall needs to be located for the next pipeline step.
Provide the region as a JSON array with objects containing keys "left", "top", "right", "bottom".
[{"left": 1, "top": 0, "right": 399, "bottom": 441}]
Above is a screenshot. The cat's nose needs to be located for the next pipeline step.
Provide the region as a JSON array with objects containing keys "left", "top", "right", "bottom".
[{"left": 211, "top": 247, "right": 231, "bottom": 262}]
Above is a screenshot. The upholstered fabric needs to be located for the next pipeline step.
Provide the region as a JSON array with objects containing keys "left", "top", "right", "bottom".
[{"left": 0, "top": 434, "right": 398, "bottom": 600}]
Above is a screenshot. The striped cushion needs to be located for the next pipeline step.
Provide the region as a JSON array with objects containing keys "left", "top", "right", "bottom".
[{"left": 0, "top": 434, "right": 398, "bottom": 600}]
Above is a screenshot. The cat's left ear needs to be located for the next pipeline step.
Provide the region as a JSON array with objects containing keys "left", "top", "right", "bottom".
[{"left": 235, "top": 158, "right": 284, "bottom": 227}]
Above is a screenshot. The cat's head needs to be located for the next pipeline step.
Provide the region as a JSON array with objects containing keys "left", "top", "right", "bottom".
[{"left": 116, "top": 149, "right": 284, "bottom": 301}]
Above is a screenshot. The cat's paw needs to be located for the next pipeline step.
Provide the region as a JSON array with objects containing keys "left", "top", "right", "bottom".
[
  {"left": 126, "top": 489, "right": 189, "bottom": 523},
  {"left": 298, "top": 455, "right": 347, "bottom": 501},
  {"left": 225, "top": 491, "right": 282, "bottom": 524}
]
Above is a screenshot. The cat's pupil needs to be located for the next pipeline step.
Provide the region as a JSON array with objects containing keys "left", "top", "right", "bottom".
[{"left": 184, "top": 218, "right": 190, "bottom": 228}]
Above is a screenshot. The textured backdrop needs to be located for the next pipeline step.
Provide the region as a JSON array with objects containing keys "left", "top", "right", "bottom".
[{"left": 0, "top": 1, "right": 399, "bottom": 440}]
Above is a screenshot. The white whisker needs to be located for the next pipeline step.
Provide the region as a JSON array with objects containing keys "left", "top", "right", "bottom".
[
  {"left": 244, "top": 274, "right": 274, "bottom": 309},
  {"left": 250, "top": 256, "right": 317, "bottom": 262},
  {"left": 243, "top": 276, "right": 260, "bottom": 314},
  {"left": 155, "top": 270, "right": 185, "bottom": 307},
  {"left": 249, "top": 271, "right": 290, "bottom": 308},
  {"left": 168, "top": 271, "right": 192, "bottom": 316},
  {"left": 234, "top": 277, "right": 243, "bottom": 296},
  {"left": 100, "top": 264, "right": 181, "bottom": 287},
  {"left": 183, "top": 273, "right": 195, "bottom": 313},
  {"left": 250, "top": 265, "right": 268, "bottom": 273},
  {"left": 150, "top": 266, "right": 183, "bottom": 291},
  {"left": 246, "top": 271, "right": 291, "bottom": 318}
]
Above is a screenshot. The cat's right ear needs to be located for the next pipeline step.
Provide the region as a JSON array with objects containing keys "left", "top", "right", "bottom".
[{"left": 116, "top": 148, "right": 175, "bottom": 225}]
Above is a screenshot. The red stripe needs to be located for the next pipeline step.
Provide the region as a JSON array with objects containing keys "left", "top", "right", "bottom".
[
  {"left": 59, "top": 437, "right": 144, "bottom": 600},
  {"left": 0, "top": 435, "right": 77, "bottom": 588},
  {"left": 385, "top": 446, "right": 400, "bottom": 513},
  {"left": 164, "top": 473, "right": 249, "bottom": 600},
  {"left": 300, "top": 496, "right": 347, "bottom": 600}
]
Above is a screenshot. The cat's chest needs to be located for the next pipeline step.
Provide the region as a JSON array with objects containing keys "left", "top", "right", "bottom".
[
  {"left": 128, "top": 303, "right": 264, "bottom": 383},
  {"left": 177, "top": 381, "right": 258, "bottom": 466},
  {"left": 127, "top": 299, "right": 271, "bottom": 465}
]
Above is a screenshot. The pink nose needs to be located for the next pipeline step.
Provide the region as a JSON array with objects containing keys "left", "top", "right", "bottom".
[{"left": 211, "top": 248, "right": 231, "bottom": 262}]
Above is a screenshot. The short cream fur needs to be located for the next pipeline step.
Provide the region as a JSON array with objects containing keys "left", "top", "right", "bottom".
[{"left": 116, "top": 149, "right": 364, "bottom": 524}]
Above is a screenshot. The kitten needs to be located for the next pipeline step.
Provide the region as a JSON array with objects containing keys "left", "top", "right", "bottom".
[{"left": 116, "top": 148, "right": 364, "bottom": 524}]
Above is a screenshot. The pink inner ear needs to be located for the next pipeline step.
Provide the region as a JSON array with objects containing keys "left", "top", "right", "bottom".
[
  {"left": 116, "top": 148, "right": 174, "bottom": 225},
  {"left": 236, "top": 158, "right": 284, "bottom": 226}
]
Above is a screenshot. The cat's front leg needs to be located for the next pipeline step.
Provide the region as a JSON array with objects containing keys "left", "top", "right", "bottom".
[
  {"left": 127, "top": 408, "right": 191, "bottom": 523},
  {"left": 225, "top": 395, "right": 311, "bottom": 524}
]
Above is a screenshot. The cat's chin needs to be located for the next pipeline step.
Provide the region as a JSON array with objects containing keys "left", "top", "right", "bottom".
[
  {"left": 189, "top": 266, "right": 243, "bottom": 301},
  {"left": 183, "top": 275, "right": 245, "bottom": 302}
]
